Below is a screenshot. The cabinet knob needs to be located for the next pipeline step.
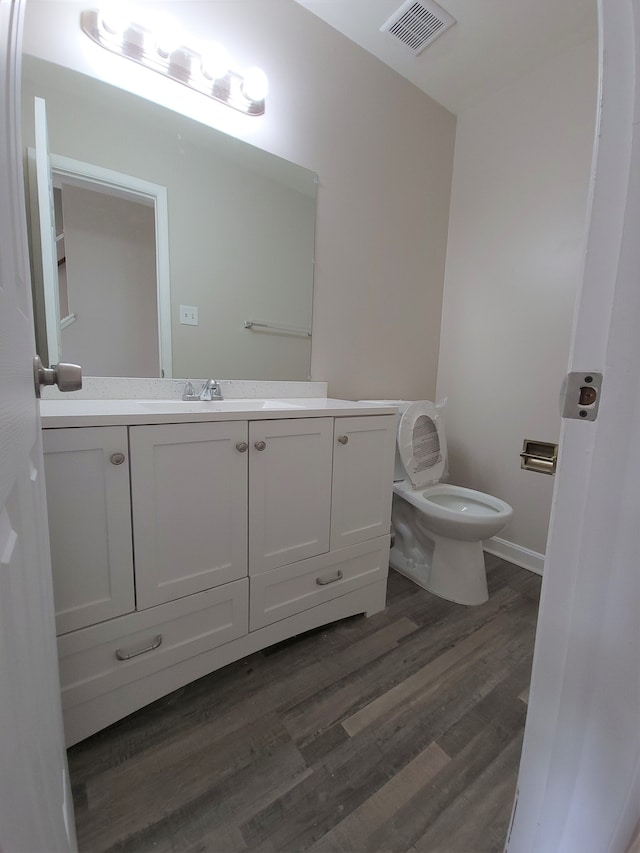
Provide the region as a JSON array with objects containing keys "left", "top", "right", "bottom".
[
  {"left": 337, "top": 435, "right": 349, "bottom": 445},
  {"left": 110, "top": 452, "right": 126, "bottom": 465},
  {"left": 254, "top": 440, "right": 267, "bottom": 451},
  {"left": 236, "top": 442, "right": 248, "bottom": 453}
]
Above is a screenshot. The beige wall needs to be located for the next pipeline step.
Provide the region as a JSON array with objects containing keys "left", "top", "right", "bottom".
[
  {"left": 23, "top": 0, "right": 456, "bottom": 400},
  {"left": 436, "top": 39, "right": 598, "bottom": 556}
]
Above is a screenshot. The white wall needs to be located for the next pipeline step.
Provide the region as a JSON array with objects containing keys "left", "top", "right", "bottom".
[
  {"left": 436, "top": 39, "right": 598, "bottom": 557},
  {"left": 22, "top": 0, "right": 456, "bottom": 400}
]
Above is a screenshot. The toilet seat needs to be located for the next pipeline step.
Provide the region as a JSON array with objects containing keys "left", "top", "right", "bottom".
[
  {"left": 397, "top": 401, "right": 447, "bottom": 488},
  {"left": 394, "top": 480, "right": 510, "bottom": 521}
]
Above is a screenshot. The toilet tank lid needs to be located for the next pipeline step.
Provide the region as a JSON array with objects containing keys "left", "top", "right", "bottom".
[{"left": 398, "top": 401, "right": 447, "bottom": 487}]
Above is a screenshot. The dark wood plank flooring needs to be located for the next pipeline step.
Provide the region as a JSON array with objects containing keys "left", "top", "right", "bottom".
[{"left": 68, "top": 557, "right": 541, "bottom": 853}]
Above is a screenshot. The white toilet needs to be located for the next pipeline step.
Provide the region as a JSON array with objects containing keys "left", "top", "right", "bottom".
[{"left": 371, "top": 400, "right": 513, "bottom": 605}]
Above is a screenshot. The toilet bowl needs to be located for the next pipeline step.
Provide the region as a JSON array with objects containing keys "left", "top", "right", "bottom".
[{"left": 364, "top": 400, "right": 513, "bottom": 605}]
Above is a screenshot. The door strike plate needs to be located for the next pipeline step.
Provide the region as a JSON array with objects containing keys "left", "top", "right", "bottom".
[{"left": 560, "top": 372, "right": 602, "bottom": 421}]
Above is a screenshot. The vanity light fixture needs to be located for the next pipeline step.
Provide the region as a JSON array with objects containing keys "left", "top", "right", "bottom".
[{"left": 80, "top": 9, "right": 268, "bottom": 116}]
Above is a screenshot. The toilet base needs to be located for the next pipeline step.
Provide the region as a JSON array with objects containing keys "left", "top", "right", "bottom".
[{"left": 390, "top": 526, "right": 489, "bottom": 606}]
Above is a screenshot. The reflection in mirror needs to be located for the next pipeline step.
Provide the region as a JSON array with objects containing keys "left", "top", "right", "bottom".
[
  {"left": 51, "top": 166, "right": 163, "bottom": 378},
  {"left": 31, "top": 130, "right": 172, "bottom": 377},
  {"left": 22, "top": 56, "right": 317, "bottom": 381}
]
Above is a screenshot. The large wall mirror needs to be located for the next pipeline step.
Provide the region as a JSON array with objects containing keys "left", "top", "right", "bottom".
[{"left": 21, "top": 55, "right": 317, "bottom": 381}]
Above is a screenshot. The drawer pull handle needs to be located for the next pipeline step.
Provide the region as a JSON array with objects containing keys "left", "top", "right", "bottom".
[
  {"left": 316, "top": 570, "right": 343, "bottom": 586},
  {"left": 337, "top": 435, "right": 349, "bottom": 445},
  {"left": 115, "top": 634, "right": 163, "bottom": 661},
  {"left": 110, "top": 452, "right": 126, "bottom": 465},
  {"left": 254, "top": 440, "right": 267, "bottom": 451},
  {"left": 236, "top": 442, "right": 248, "bottom": 453}
]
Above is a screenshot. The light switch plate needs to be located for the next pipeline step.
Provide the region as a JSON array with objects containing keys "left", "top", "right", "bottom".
[{"left": 179, "top": 305, "right": 199, "bottom": 326}]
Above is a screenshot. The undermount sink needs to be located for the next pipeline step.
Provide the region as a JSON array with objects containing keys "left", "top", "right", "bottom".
[{"left": 137, "top": 399, "right": 305, "bottom": 412}]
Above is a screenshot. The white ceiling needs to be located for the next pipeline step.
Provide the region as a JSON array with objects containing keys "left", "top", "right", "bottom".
[{"left": 292, "top": 0, "right": 598, "bottom": 115}]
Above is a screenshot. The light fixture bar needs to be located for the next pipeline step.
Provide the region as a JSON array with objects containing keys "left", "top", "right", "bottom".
[{"left": 80, "top": 9, "right": 267, "bottom": 116}]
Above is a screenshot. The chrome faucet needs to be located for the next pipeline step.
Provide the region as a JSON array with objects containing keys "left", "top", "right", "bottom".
[{"left": 199, "top": 379, "right": 223, "bottom": 401}]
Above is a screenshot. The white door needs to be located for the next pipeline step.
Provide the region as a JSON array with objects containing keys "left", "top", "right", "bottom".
[
  {"left": 249, "top": 417, "right": 333, "bottom": 574},
  {"left": 330, "top": 415, "right": 396, "bottom": 550},
  {"left": 0, "top": 2, "right": 76, "bottom": 851},
  {"left": 507, "top": 1, "right": 640, "bottom": 850}
]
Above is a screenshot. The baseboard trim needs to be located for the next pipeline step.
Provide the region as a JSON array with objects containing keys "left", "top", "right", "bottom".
[{"left": 483, "top": 536, "right": 545, "bottom": 575}]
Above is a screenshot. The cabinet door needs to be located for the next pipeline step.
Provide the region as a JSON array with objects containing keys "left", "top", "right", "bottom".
[
  {"left": 130, "top": 421, "right": 248, "bottom": 609},
  {"left": 43, "top": 426, "right": 135, "bottom": 635},
  {"left": 330, "top": 415, "right": 396, "bottom": 550},
  {"left": 249, "top": 418, "right": 333, "bottom": 574}
]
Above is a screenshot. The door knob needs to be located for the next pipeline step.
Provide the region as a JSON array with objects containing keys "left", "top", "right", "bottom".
[
  {"left": 254, "top": 440, "right": 267, "bottom": 451},
  {"left": 33, "top": 355, "right": 82, "bottom": 397},
  {"left": 337, "top": 435, "right": 349, "bottom": 445},
  {"left": 236, "top": 442, "right": 248, "bottom": 453}
]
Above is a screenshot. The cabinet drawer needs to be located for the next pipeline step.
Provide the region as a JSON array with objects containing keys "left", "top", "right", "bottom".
[
  {"left": 58, "top": 579, "right": 248, "bottom": 709},
  {"left": 250, "top": 538, "right": 389, "bottom": 631}
]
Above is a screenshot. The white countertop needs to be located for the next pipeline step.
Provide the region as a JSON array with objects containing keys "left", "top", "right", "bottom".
[{"left": 39, "top": 398, "right": 398, "bottom": 428}]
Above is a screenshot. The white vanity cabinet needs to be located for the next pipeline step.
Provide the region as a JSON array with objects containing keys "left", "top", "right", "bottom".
[
  {"left": 248, "top": 417, "right": 333, "bottom": 574},
  {"left": 248, "top": 415, "right": 398, "bottom": 631},
  {"left": 43, "top": 426, "right": 135, "bottom": 635},
  {"left": 130, "top": 421, "right": 249, "bottom": 609},
  {"left": 41, "top": 401, "right": 397, "bottom": 746},
  {"left": 330, "top": 416, "right": 401, "bottom": 550}
]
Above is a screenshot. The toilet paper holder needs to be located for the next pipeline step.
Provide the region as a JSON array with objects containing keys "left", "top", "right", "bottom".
[{"left": 520, "top": 439, "right": 558, "bottom": 475}]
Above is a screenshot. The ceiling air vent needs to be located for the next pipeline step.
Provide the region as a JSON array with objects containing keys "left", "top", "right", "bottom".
[{"left": 380, "top": 0, "right": 456, "bottom": 55}]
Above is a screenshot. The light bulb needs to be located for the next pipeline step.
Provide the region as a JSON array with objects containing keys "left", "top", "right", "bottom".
[
  {"left": 143, "top": 12, "right": 182, "bottom": 58},
  {"left": 241, "top": 66, "right": 268, "bottom": 102},
  {"left": 200, "top": 43, "right": 230, "bottom": 81},
  {"left": 155, "top": 31, "right": 180, "bottom": 59},
  {"left": 99, "top": 3, "right": 131, "bottom": 37}
]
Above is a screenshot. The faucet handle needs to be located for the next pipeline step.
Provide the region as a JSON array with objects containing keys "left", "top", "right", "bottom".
[{"left": 182, "top": 380, "right": 199, "bottom": 401}]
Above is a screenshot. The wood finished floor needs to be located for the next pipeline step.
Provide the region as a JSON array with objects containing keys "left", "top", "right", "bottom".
[{"left": 68, "top": 557, "right": 542, "bottom": 853}]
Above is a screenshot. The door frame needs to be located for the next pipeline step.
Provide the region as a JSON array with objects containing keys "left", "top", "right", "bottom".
[{"left": 28, "top": 132, "right": 172, "bottom": 377}]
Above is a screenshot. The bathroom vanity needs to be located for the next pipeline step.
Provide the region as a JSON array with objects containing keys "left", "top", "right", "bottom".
[{"left": 40, "top": 396, "right": 397, "bottom": 746}]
